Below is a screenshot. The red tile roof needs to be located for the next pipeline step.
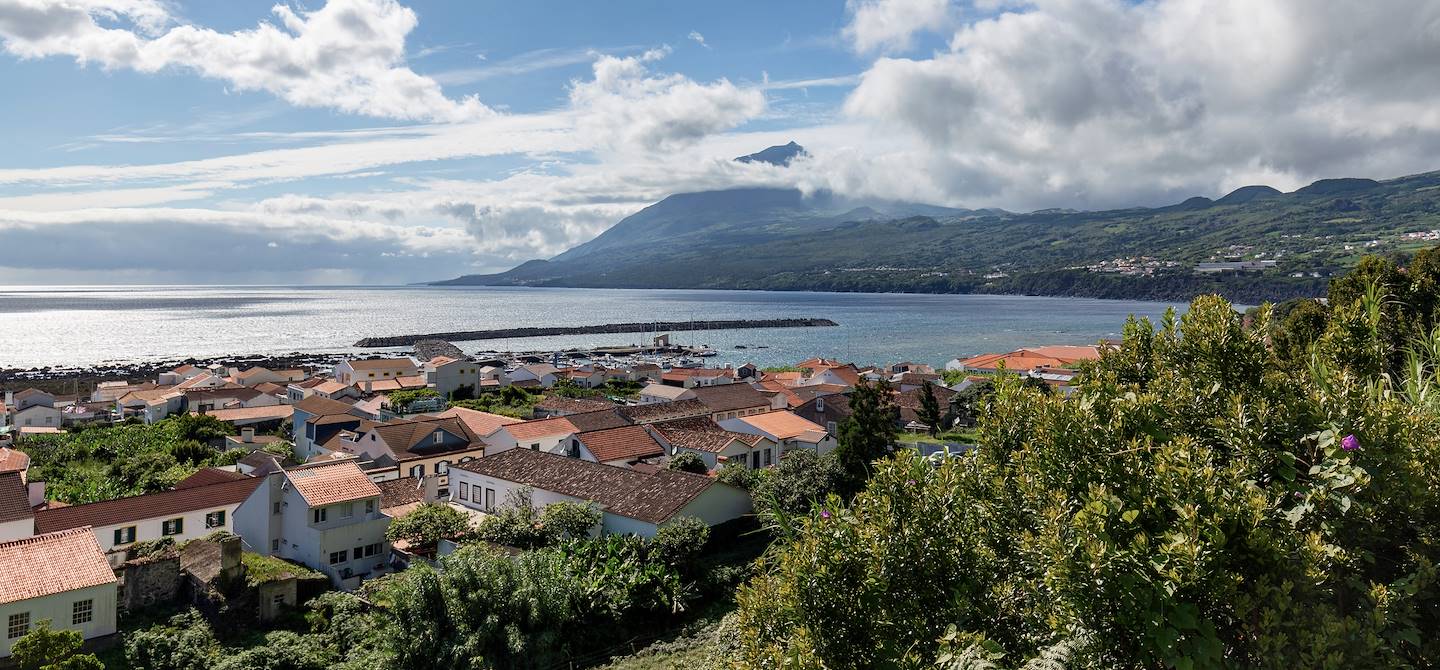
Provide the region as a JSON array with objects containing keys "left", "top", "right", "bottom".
[
  {"left": 0, "top": 473, "right": 32, "bottom": 525},
  {"left": 285, "top": 460, "right": 381, "bottom": 507},
  {"left": 503, "top": 417, "right": 578, "bottom": 441},
  {"left": 174, "top": 467, "right": 250, "bottom": 490},
  {"left": 0, "top": 447, "right": 29, "bottom": 475},
  {"left": 34, "top": 476, "right": 262, "bottom": 534},
  {"left": 0, "top": 528, "right": 115, "bottom": 605},
  {"left": 690, "top": 384, "right": 771, "bottom": 413},
  {"left": 619, "top": 399, "right": 710, "bottom": 424},
  {"left": 432, "top": 406, "right": 522, "bottom": 437},
  {"left": 578, "top": 425, "right": 665, "bottom": 463}
]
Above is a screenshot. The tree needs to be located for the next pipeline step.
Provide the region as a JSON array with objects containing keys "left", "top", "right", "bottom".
[
  {"left": 667, "top": 451, "right": 710, "bottom": 474},
  {"left": 733, "top": 288, "right": 1440, "bottom": 669},
  {"left": 753, "top": 449, "right": 846, "bottom": 518},
  {"left": 385, "top": 502, "right": 471, "bottom": 551},
  {"left": 832, "top": 379, "right": 897, "bottom": 492},
  {"left": 124, "top": 610, "right": 219, "bottom": 670},
  {"left": 946, "top": 378, "right": 995, "bottom": 428},
  {"left": 385, "top": 389, "right": 441, "bottom": 412},
  {"left": 540, "top": 501, "right": 602, "bottom": 540},
  {"left": 499, "top": 384, "right": 531, "bottom": 406},
  {"left": 10, "top": 620, "right": 102, "bottom": 670},
  {"left": 917, "top": 380, "right": 943, "bottom": 436},
  {"left": 648, "top": 516, "right": 709, "bottom": 570}
]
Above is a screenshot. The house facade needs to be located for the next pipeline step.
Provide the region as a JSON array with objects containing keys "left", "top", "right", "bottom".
[
  {"left": 32, "top": 475, "right": 261, "bottom": 558},
  {"left": 0, "top": 528, "right": 118, "bottom": 659},
  {"left": 232, "top": 460, "right": 390, "bottom": 590},
  {"left": 333, "top": 357, "right": 421, "bottom": 386}
]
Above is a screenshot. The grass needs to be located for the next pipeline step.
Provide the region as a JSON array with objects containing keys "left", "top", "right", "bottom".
[
  {"left": 895, "top": 428, "right": 980, "bottom": 446},
  {"left": 242, "top": 552, "right": 322, "bottom": 586}
]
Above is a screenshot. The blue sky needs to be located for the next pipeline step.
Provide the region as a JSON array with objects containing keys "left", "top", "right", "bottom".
[{"left": 1, "top": 0, "right": 1439, "bottom": 284}]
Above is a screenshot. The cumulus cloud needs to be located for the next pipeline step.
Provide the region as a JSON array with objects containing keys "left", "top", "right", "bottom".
[
  {"left": 569, "top": 47, "right": 767, "bottom": 153},
  {"left": 843, "top": 0, "right": 949, "bottom": 54},
  {"left": 0, "top": 0, "right": 488, "bottom": 122},
  {"left": 687, "top": 30, "right": 708, "bottom": 48},
  {"left": 842, "top": 0, "right": 1440, "bottom": 209}
]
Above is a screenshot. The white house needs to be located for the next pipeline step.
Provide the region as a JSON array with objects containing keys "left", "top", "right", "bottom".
[
  {"left": 333, "top": 357, "right": 421, "bottom": 386},
  {"left": 32, "top": 473, "right": 261, "bottom": 559},
  {"left": 638, "top": 383, "right": 695, "bottom": 405},
  {"left": 231, "top": 460, "right": 390, "bottom": 590},
  {"left": 449, "top": 448, "right": 752, "bottom": 538},
  {"left": 484, "top": 417, "right": 578, "bottom": 455},
  {"left": 423, "top": 356, "right": 484, "bottom": 398},
  {"left": 509, "top": 364, "right": 559, "bottom": 388},
  {"left": 651, "top": 418, "right": 778, "bottom": 471},
  {"left": 720, "top": 411, "right": 836, "bottom": 457},
  {"left": 10, "top": 405, "right": 61, "bottom": 431},
  {"left": 568, "top": 424, "right": 667, "bottom": 466},
  {"left": 0, "top": 528, "right": 118, "bottom": 658}
]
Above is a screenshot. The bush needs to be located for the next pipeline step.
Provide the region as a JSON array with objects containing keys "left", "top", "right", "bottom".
[
  {"left": 667, "top": 451, "right": 710, "bottom": 474},
  {"left": 734, "top": 290, "right": 1440, "bottom": 668},
  {"left": 752, "top": 449, "right": 845, "bottom": 518},
  {"left": 540, "top": 501, "right": 602, "bottom": 540},
  {"left": 11, "top": 619, "right": 103, "bottom": 670},
  {"left": 715, "top": 461, "right": 767, "bottom": 491},
  {"left": 385, "top": 503, "right": 471, "bottom": 551},
  {"left": 648, "top": 516, "right": 709, "bottom": 570},
  {"left": 124, "top": 610, "right": 219, "bottom": 670}
]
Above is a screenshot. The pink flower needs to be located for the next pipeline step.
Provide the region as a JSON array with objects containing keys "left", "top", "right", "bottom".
[
  {"left": 1342, "top": 434, "right": 1360, "bottom": 452},
  {"left": 820, "top": 510, "right": 831, "bottom": 520}
]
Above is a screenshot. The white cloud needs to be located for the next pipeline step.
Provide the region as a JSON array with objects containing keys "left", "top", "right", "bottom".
[
  {"left": 687, "top": 30, "right": 708, "bottom": 49},
  {"left": 842, "top": 0, "right": 1440, "bottom": 209},
  {"left": 843, "top": 0, "right": 949, "bottom": 54},
  {"left": 0, "top": 0, "right": 488, "bottom": 122},
  {"left": 569, "top": 47, "right": 767, "bottom": 152}
]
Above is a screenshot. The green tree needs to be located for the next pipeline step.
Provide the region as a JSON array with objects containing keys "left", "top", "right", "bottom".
[
  {"left": 385, "top": 502, "right": 471, "bottom": 551},
  {"left": 124, "top": 610, "right": 219, "bottom": 670},
  {"left": 734, "top": 289, "right": 1440, "bottom": 669},
  {"left": 540, "top": 501, "right": 602, "bottom": 540},
  {"left": 917, "top": 380, "right": 944, "bottom": 436},
  {"left": 946, "top": 378, "right": 995, "bottom": 428},
  {"left": 10, "top": 620, "right": 103, "bottom": 670},
  {"left": 667, "top": 451, "right": 710, "bottom": 474},
  {"left": 832, "top": 379, "right": 897, "bottom": 492},
  {"left": 647, "top": 516, "right": 710, "bottom": 570},
  {"left": 752, "top": 449, "right": 845, "bottom": 518}
]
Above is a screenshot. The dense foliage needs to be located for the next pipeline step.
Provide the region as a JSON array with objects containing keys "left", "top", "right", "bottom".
[
  {"left": 734, "top": 266, "right": 1440, "bottom": 668},
  {"left": 473, "top": 490, "right": 603, "bottom": 549},
  {"left": 385, "top": 502, "right": 472, "bottom": 552},
  {"left": 449, "top": 385, "right": 537, "bottom": 419},
  {"left": 832, "top": 379, "right": 897, "bottom": 493},
  {"left": 11, "top": 619, "right": 103, "bottom": 670},
  {"left": 667, "top": 451, "right": 710, "bottom": 474},
  {"left": 24, "top": 415, "right": 243, "bottom": 504}
]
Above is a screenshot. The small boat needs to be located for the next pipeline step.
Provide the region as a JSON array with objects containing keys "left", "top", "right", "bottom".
[{"left": 694, "top": 348, "right": 718, "bottom": 357}]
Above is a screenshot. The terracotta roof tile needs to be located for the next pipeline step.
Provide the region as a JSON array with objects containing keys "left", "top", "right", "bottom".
[
  {"left": 619, "top": 399, "right": 710, "bottom": 424},
  {"left": 733, "top": 411, "right": 828, "bottom": 441},
  {"left": 0, "top": 528, "right": 115, "bottom": 605},
  {"left": 285, "top": 460, "right": 382, "bottom": 507},
  {"left": 432, "top": 406, "right": 522, "bottom": 437},
  {"left": 0, "top": 447, "right": 29, "bottom": 474},
  {"left": 377, "top": 477, "right": 426, "bottom": 511},
  {"left": 0, "top": 473, "right": 32, "bottom": 525},
  {"left": 34, "top": 476, "right": 262, "bottom": 534},
  {"left": 690, "top": 384, "right": 771, "bottom": 413},
  {"left": 503, "top": 417, "right": 578, "bottom": 441},
  {"left": 535, "top": 396, "right": 616, "bottom": 414},
  {"left": 652, "top": 417, "right": 761, "bottom": 453},
  {"left": 173, "top": 467, "right": 250, "bottom": 490},
  {"left": 578, "top": 425, "right": 665, "bottom": 463},
  {"left": 457, "top": 449, "right": 717, "bottom": 524}
]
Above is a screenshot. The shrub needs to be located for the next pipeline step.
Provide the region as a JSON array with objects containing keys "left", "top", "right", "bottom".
[
  {"left": 11, "top": 619, "right": 103, "bottom": 670},
  {"left": 648, "top": 516, "right": 709, "bottom": 570},
  {"left": 667, "top": 451, "right": 710, "bottom": 474},
  {"left": 540, "top": 501, "right": 602, "bottom": 540},
  {"left": 385, "top": 503, "right": 471, "bottom": 551},
  {"left": 752, "top": 449, "right": 845, "bottom": 518}
]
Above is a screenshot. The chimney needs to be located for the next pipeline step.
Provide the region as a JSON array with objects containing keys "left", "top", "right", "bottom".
[
  {"left": 363, "top": 380, "right": 372, "bottom": 394},
  {"left": 241, "top": 427, "right": 255, "bottom": 443},
  {"left": 3, "top": 390, "right": 11, "bottom": 407}
]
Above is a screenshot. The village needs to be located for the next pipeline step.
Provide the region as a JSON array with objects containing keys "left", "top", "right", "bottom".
[{"left": 0, "top": 339, "right": 1104, "bottom": 661}]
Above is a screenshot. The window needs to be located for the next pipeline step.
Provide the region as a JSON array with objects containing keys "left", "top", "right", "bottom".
[
  {"left": 367, "top": 372, "right": 375, "bottom": 378},
  {"left": 338, "top": 502, "right": 354, "bottom": 519},
  {"left": 364, "top": 543, "right": 382, "bottom": 557},
  {"left": 162, "top": 517, "right": 184, "bottom": 536},
  {"left": 72, "top": 599, "right": 93, "bottom": 625},
  {"left": 113, "top": 526, "right": 136, "bottom": 545},
  {"left": 273, "top": 501, "right": 282, "bottom": 515},
  {"left": 459, "top": 456, "right": 474, "bottom": 463},
  {"left": 764, "top": 449, "right": 773, "bottom": 467},
  {"left": 459, "top": 482, "right": 469, "bottom": 501},
  {"left": 815, "top": 398, "right": 825, "bottom": 412},
  {"left": 365, "top": 499, "right": 375, "bottom": 514},
  {"left": 273, "top": 594, "right": 286, "bottom": 607},
  {"left": 530, "top": 443, "right": 539, "bottom": 451},
  {"left": 305, "top": 422, "right": 315, "bottom": 439},
  {"left": 433, "top": 432, "right": 443, "bottom": 444},
  {"left": 436, "top": 460, "right": 450, "bottom": 475},
  {"left": 484, "top": 488, "right": 496, "bottom": 511},
  {"left": 271, "top": 539, "right": 280, "bottom": 552},
  {"left": 354, "top": 545, "right": 364, "bottom": 559},
  {"left": 205, "top": 510, "right": 226, "bottom": 528},
  {"left": 8, "top": 613, "right": 28, "bottom": 639},
  {"left": 328, "top": 550, "right": 347, "bottom": 565},
  {"left": 410, "top": 464, "right": 424, "bottom": 478},
  {"left": 313, "top": 507, "right": 328, "bottom": 524},
  {"left": 752, "top": 451, "right": 761, "bottom": 469}
]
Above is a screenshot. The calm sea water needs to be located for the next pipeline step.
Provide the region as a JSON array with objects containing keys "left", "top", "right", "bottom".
[{"left": 0, "top": 286, "right": 1186, "bottom": 370}]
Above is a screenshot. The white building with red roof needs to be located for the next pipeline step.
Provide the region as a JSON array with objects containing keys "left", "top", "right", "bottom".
[
  {"left": 0, "top": 527, "right": 117, "bottom": 658},
  {"left": 232, "top": 460, "right": 390, "bottom": 590}
]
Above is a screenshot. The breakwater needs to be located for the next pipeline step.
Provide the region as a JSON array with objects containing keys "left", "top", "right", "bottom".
[{"left": 353, "top": 318, "right": 839, "bottom": 347}]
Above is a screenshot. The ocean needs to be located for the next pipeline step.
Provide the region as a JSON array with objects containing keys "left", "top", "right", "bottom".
[{"left": 0, "top": 285, "right": 1186, "bottom": 370}]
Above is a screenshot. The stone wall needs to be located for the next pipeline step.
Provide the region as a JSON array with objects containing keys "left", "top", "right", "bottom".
[{"left": 117, "top": 555, "right": 180, "bottom": 612}]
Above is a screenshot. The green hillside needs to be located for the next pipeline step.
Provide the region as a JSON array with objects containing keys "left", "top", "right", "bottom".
[{"left": 436, "top": 166, "right": 1440, "bottom": 303}]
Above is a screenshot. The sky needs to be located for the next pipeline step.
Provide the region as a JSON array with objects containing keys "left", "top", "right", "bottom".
[{"left": 2, "top": 0, "right": 1439, "bottom": 285}]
